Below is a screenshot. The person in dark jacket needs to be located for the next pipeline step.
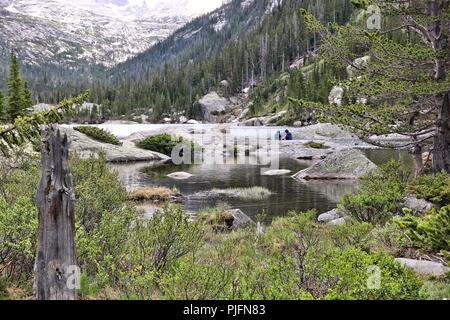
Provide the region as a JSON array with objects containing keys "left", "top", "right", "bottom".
[{"left": 284, "top": 129, "right": 293, "bottom": 140}]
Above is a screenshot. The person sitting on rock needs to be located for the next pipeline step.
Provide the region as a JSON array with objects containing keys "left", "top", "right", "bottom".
[
  {"left": 284, "top": 129, "right": 293, "bottom": 141},
  {"left": 275, "top": 130, "right": 282, "bottom": 141}
]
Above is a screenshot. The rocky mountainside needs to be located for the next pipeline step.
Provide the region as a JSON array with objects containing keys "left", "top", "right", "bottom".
[{"left": 0, "top": 0, "right": 222, "bottom": 68}]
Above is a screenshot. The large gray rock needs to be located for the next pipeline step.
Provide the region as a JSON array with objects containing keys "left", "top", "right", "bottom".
[
  {"left": 293, "top": 149, "right": 377, "bottom": 180},
  {"left": 60, "top": 127, "right": 169, "bottom": 163},
  {"left": 227, "top": 209, "right": 255, "bottom": 230},
  {"left": 396, "top": 258, "right": 450, "bottom": 276},
  {"left": 318, "top": 209, "right": 341, "bottom": 223},
  {"left": 199, "top": 92, "right": 231, "bottom": 122},
  {"left": 402, "top": 194, "right": 434, "bottom": 214},
  {"left": 328, "top": 86, "right": 344, "bottom": 105}
]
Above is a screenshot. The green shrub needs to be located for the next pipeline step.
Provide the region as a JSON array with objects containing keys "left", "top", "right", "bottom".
[
  {"left": 394, "top": 205, "right": 450, "bottom": 262},
  {"left": 407, "top": 171, "right": 450, "bottom": 206},
  {"left": 303, "top": 141, "right": 330, "bottom": 149},
  {"left": 74, "top": 126, "right": 122, "bottom": 145},
  {"left": 368, "top": 221, "right": 414, "bottom": 257},
  {"left": 420, "top": 280, "right": 450, "bottom": 300},
  {"left": 341, "top": 161, "right": 411, "bottom": 223},
  {"left": 0, "top": 196, "right": 38, "bottom": 286},
  {"left": 70, "top": 152, "right": 129, "bottom": 232},
  {"left": 135, "top": 134, "right": 195, "bottom": 156},
  {"left": 314, "top": 247, "right": 424, "bottom": 300}
]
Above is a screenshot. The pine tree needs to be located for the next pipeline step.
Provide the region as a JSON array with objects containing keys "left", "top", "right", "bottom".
[
  {"left": 7, "top": 52, "right": 26, "bottom": 120},
  {"left": 298, "top": 0, "right": 450, "bottom": 174},
  {"left": 0, "top": 90, "right": 5, "bottom": 122},
  {"left": 22, "top": 81, "right": 34, "bottom": 109}
]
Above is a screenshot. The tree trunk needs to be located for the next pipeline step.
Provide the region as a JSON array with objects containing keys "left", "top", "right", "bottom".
[
  {"left": 433, "top": 91, "right": 450, "bottom": 174},
  {"left": 34, "top": 126, "right": 77, "bottom": 300}
]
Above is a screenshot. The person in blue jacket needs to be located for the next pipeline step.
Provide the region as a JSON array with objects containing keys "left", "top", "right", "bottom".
[{"left": 284, "top": 129, "right": 293, "bottom": 140}]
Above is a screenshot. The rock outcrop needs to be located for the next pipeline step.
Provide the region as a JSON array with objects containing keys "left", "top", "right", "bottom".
[
  {"left": 328, "top": 86, "right": 344, "bottom": 105},
  {"left": 199, "top": 92, "right": 231, "bottom": 122},
  {"left": 317, "top": 209, "right": 341, "bottom": 223},
  {"left": 227, "top": 209, "right": 255, "bottom": 230},
  {"left": 59, "top": 127, "right": 169, "bottom": 163},
  {"left": 396, "top": 258, "right": 450, "bottom": 276},
  {"left": 293, "top": 149, "right": 377, "bottom": 180},
  {"left": 402, "top": 194, "right": 434, "bottom": 214}
]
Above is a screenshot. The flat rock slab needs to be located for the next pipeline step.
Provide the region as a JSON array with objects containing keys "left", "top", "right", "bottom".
[
  {"left": 292, "top": 149, "right": 377, "bottom": 180},
  {"left": 60, "top": 127, "right": 169, "bottom": 163},
  {"left": 396, "top": 258, "right": 450, "bottom": 276},
  {"left": 167, "top": 172, "right": 193, "bottom": 180},
  {"left": 262, "top": 169, "right": 292, "bottom": 176}
]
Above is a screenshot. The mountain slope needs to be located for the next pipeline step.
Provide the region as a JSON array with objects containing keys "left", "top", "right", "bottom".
[
  {"left": 0, "top": 0, "right": 222, "bottom": 95},
  {"left": 91, "top": 0, "right": 352, "bottom": 120}
]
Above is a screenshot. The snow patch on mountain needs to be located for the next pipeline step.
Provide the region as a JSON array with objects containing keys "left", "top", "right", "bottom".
[{"left": 0, "top": 0, "right": 223, "bottom": 68}]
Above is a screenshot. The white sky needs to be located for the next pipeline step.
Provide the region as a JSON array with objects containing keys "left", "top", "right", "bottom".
[{"left": 65, "top": 0, "right": 224, "bottom": 18}]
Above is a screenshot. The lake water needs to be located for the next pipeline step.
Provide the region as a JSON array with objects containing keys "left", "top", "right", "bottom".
[{"left": 113, "top": 149, "right": 414, "bottom": 219}]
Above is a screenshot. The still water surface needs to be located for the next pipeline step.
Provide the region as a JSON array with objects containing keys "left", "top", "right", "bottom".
[{"left": 113, "top": 149, "right": 413, "bottom": 218}]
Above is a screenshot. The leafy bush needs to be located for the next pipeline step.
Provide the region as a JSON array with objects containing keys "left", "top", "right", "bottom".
[
  {"left": 0, "top": 196, "right": 37, "bottom": 286},
  {"left": 407, "top": 172, "right": 450, "bottom": 206},
  {"left": 341, "top": 161, "right": 411, "bottom": 223},
  {"left": 394, "top": 205, "right": 450, "bottom": 262},
  {"left": 135, "top": 134, "right": 184, "bottom": 156},
  {"left": 74, "top": 126, "right": 122, "bottom": 145},
  {"left": 314, "top": 247, "right": 424, "bottom": 300},
  {"left": 70, "top": 152, "right": 129, "bottom": 231},
  {"left": 367, "top": 221, "right": 414, "bottom": 257},
  {"left": 420, "top": 280, "right": 450, "bottom": 300},
  {"left": 161, "top": 210, "right": 424, "bottom": 300}
]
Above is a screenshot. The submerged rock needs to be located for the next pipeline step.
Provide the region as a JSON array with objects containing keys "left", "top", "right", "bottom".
[
  {"left": 292, "top": 149, "right": 377, "bottom": 180},
  {"left": 262, "top": 169, "right": 292, "bottom": 176},
  {"left": 167, "top": 172, "right": 193, "bottom": 180},
  {"left": 396, "top": 258, "right": 450, "bottom": 276}
]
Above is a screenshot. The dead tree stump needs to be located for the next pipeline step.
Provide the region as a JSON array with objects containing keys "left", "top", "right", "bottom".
[{"left": 34, "top": 126, "right": 77, "bottom": 300}]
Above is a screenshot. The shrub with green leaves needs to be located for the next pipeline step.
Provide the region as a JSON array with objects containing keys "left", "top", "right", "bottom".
[
  {"left": 407, "top": 172, "right": 450, "bottom": 206},
  {"left": 0, "top": 196, "right": 37, "bottom": 286},
  {"left": 161, "top": 210, "right": 424, "bottom": 300},
  {"left": 135, "top": 134, "right": 186, "bottom": 156},
  {"left": 341, "top": 161, "right": 411, "bottom": 223},
  {"left": 394, "top": 205, "right": 450, "bottom": 263},
  {"left": 70, "top": 152, "right": 129, "bottom": 231},
  {"left": 74, "top": 126, "right": 122, "bottom": 145}
]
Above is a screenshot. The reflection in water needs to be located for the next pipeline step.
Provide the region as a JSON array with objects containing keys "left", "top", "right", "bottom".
[{"left": 111, "top": 150, "right": 413, "bottom": 219}]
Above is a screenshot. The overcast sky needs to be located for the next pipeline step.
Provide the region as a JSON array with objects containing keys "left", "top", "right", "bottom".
[{"left": 69, "top": 0, "right": 224, "bottom": 17}]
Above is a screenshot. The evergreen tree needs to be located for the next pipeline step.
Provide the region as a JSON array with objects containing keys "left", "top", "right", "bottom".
[
  {"left": 22, "top": 81, "right": 34, "bottom": 109},
  {"left": 7, "top": 52, "right": 26, "bottom": 120},
  {"left": 297, "top": 0, "right": 450, "bottom": 174},
  {"left": 0, "top": 90, "right": 5, "bottom": 122}
]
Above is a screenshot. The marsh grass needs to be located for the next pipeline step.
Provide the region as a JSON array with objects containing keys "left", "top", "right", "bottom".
[{"left": 203, "top": 187, "right": 273, "bottom": 201}]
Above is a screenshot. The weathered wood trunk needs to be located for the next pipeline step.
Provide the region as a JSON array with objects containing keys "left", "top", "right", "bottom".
[
  {"left": 433, "top": 92, "right": 450, "bottom": 174},
  {"left": 34, "top": 126, "right": 77, "bottom": 300}
]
